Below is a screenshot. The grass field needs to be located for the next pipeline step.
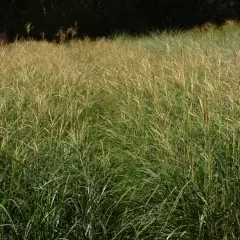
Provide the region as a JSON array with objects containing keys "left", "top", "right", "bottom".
[{"left": 1, "top": 25, "right": 240, "bottom": 239}]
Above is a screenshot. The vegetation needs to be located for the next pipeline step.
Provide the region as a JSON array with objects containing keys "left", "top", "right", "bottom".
[
  {"left": 1, "top": 0, "right": 240, "bottom": 40},
  {"left": 1, "top": 24, "right": 240, "bottom": 239}
]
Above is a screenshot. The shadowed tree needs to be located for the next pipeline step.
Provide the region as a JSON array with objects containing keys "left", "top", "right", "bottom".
[{"left": 3, "top": 0, "right": 240, "bottom": 41}]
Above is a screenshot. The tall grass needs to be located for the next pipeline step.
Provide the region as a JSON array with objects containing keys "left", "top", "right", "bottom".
[{"left": 1, "top": 25, "right": 240, "bottom": 239}]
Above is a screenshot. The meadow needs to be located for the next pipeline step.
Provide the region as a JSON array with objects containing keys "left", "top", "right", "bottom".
[{"left": 1, "top": 24, "right": 240, "bottom": 239}]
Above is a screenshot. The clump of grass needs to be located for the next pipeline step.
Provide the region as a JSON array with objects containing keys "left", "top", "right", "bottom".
[
  {"left": 223, "top": 19, "right": 240, "bottom": 28},
  {"left": 196, "top": 22, "right": 217, "bottom": 33},
  {"left": 1, "top": 28, "right": 240, "bottom": 239}
]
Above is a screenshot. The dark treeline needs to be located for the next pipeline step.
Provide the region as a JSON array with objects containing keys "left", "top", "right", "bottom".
[{"left": 1, "top": 0, "right": 240, "bottom": 41}]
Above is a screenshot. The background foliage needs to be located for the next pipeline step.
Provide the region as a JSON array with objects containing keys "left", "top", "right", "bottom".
[{"left": 1, "top": 0, "right": 240, "bottom": 40}]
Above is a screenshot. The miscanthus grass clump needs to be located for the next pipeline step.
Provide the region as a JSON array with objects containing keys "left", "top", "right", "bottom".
[{"left": 1, "top": 25, "right": 240, "bottom": 239}]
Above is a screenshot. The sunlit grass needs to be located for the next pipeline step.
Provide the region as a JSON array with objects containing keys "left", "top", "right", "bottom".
[{"left": 1, "top": 25, "right": 240, "bottom": 239}]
